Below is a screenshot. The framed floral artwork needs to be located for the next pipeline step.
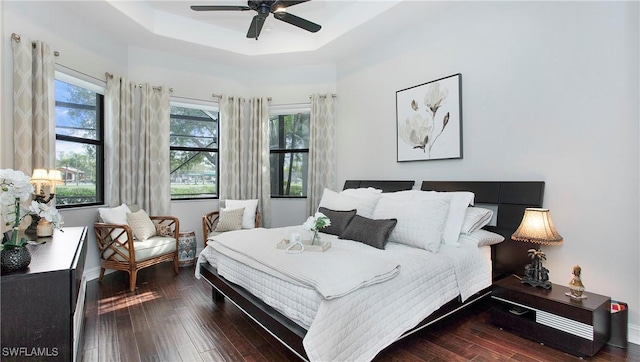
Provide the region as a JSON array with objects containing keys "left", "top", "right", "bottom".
[{"left": 396, "top": 73, "right": 462, "bottom": 162}]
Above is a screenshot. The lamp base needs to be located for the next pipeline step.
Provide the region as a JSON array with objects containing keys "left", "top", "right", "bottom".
[
  {"left": 521, "top": 277, "right": 552, "bottom": 289},
  {"left": 522, "top": 259, "right": 552, "bottom": 289}
]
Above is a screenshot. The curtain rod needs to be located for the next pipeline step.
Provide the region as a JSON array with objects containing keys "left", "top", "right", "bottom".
[
  {"left": 11, "top": 33, "right": 60, "bottom": 57},
  {"left": 309, "top": 94, "right": 337, "bottom": 99},
  {"left": 212, "top": 93, "right": 272, "bottom": 102},
  {"left": 105, "top": 72, "right": 173, "bottom": 92}
]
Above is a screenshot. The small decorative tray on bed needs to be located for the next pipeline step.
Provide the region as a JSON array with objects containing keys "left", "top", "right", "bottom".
[{"left": 277, "top": 239, "right": 332, "bottom": 252}]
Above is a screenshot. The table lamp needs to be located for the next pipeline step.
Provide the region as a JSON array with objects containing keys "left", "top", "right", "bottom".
[
  {"left": 30, "top": 168, "right": 64, "bottom": 204},
  {"left": 511, "top": 208, "right": 563, "bottom": 289}
]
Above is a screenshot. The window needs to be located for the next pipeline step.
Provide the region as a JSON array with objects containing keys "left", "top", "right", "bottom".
[
  {"left": 170, "top": 103, "right": 218, "bottom": 200},
  {"left": 54, "top": 76, "right": 104, "bottom": 207},
  {"left": 269, "top": 110, "right": 310, "bottom": 197}
]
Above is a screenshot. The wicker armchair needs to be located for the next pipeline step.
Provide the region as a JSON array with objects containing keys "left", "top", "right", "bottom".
[
  {"left": 202, "top": 210, "right": 261, "bottom": 242},
  {"left": 94, "top": 215, "right": 180, "bottom": 292}
]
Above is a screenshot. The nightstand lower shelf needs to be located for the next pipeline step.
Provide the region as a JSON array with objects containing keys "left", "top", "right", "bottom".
[{"left": 491, "top": 277, "right": 610, "bottom": 357}]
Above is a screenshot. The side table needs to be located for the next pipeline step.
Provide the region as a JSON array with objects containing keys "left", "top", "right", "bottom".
[
  {"left": 491, "top": 276, "right": 610, "bottom": 357},
  {"left": 178, "top": 230, "right": 196, "bottom": 267}
]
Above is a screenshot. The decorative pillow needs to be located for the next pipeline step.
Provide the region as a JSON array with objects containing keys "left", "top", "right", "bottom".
[
  {"left": 460, "top": 207, "right": 494, "bottom": 235},
  {"left": 155, "top": 223, "right": 173, "bottom": 237},
  {"left": 318, "top": 188, "right": 379, "bottom": 218},
  {"left": 339, "top": 215, "right": 398, "bottom": 250},
  {"left": 98, "top": 203, "right": 131, "bottom": 224},
  {"left": 458, "top": 229, "right": 504, "bottom": 247},
  {"left": 126, "top": 209, "right": 157, "bottom": 241},
  {"left": 411, "top": 190, "right": 475, "bottom": 246},
  {"left": 98, "top": 203, "right": 132, "bottom": 241},
  {"left": 214, "top": 207, "right": 245, "bottom": 232},
  {"left": 372, "top": 197, "right": 449, "bottom": 252},
  {"left": 225, "top": 199, "right": 258, "bottom": 229},
  {"left": 340, "top": 187, "right": 383, "bottom": 197},
  {"left": 318, "top": 207, "right": 356, "bottom": 236}
]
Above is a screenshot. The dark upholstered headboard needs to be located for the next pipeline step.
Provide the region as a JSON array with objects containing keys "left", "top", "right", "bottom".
[
  {"left": 421, "top": 181, "right": 545, "bottom": 279},
  {"left": 343, "top": 180, "right": 415, "bottom": 192}
]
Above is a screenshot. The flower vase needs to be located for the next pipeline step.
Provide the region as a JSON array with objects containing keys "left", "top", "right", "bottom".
[
  {"left": 37, "top": 219, "right": 53, "bottom": 237},
  {"left": 1, "top": 246, "right": 31, "bottom": 271},
  {"left": 312, "top": 230, "right": 320, "bottom": 246}
]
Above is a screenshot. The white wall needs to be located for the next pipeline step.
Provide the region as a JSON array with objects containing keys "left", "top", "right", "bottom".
[{"left": 336, "top": 1, "right": 640, "bottom": 334}]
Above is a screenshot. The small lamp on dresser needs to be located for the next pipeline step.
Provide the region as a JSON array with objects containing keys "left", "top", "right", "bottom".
[{"left": 511, "top": 208, "right": 563, "bottom": 289}]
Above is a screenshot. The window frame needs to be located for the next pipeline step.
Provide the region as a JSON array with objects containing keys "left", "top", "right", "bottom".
[
  {"left": 54, "top": 71, "right": 105, "bottom": 209},
  {"left": 269, "top": 104, "right": 311, "bottom": 199},
  {"left": 169, "top": 100, "right": 220, "bottom": 201}
]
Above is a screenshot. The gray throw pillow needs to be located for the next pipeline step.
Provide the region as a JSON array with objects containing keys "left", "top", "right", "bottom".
[
  {"left": 318, "top": 207, "right": 356, "bottom": 236},
  {"left": 339, "top": 215, "right": 398, "bottom": 250}
]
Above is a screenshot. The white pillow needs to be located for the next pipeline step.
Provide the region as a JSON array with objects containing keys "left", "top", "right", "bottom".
[
  {"left": 126, "top": 209, "right": 157, "bottom": 241},
  {"left": 377, "top": 190, "right": 475, "bottom": 245},
  {"left": 98, "top": 203, "right": 132, "bottom": 241},
  {"left": 98, "top": 203, "right": 131, "bottom": 224},
  {"left": 341, "top": 187, "right": 383, "bottom": 197},
  {"left": 373, "top": 197, "right": 449, "bottom": 252},
  {"left": 225, "top": 199, "right": 258, "bottom": 229},
  {"left": 458, "top": 229, "right": 504, "bottom": 247},
  {"left": 318, "top": 188, "right": 379, "bottom": 218},
  {"left": 460, "top": 207, "right": 494, "bottom": 234}
]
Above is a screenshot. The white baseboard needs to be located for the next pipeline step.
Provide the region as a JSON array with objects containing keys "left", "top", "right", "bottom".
[
  {"left": 629, "top": 323, "right": 640, "bottom": 346},
  {"left": 83, "top": 266, "right": 114, "bottom": 281}
]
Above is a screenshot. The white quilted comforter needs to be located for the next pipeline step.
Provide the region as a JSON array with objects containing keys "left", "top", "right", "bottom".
[{"left": 196, "top": 226, "right": 491, "bottom": 362}]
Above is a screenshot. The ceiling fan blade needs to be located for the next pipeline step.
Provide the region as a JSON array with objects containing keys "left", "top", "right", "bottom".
[
  {"left": 276, "top": 1, "right": 310, "bottom": 8},
  {"left": 274, "top": 12, "right": 321, "bottom": 33},
  {"left": 246, "top": 15, "right": 267, "bottom": 39},
  {"left": 190, "top": 5, "right": 251, "bottom": 11}
]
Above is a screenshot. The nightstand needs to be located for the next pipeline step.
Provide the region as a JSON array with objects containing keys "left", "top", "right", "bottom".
[{"left": 491, "top": 276, "right": 611, "bottom": 357}]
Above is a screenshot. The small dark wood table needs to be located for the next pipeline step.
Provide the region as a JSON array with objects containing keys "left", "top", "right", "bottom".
[{"left": 491, "top": 276, "right": 611, "bottom": 357}]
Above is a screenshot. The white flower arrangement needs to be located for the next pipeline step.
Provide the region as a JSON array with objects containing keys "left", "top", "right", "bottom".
[
  {"left": 1, "top": 169, "right": 64, "bottom": 249},
  {"left": 29, "top": 200, "right": 64, "bottom": 229},
  {"left": 303, "top": 211, "right": 331, "bottom": 233}
]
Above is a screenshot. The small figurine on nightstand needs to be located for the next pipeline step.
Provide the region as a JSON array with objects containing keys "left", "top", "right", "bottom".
[{"left": 567, "top": 265, "right": 587, "bottom": 300}]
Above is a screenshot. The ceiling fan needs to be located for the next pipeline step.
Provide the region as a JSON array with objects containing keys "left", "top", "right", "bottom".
[{"left": 191, "top": 0, "right": 321, "bottom": 40}]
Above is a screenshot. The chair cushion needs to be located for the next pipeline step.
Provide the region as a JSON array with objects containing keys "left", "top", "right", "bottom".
[
  {"left": 104, "top": 236, "right": 176, "bottom": 262},
  {"left": 127, "top": 209, "right": 157, "bottom": 241}
]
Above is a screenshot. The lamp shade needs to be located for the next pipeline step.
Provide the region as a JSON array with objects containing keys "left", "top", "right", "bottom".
[
  {"left": 48, "top": 169, "right": 64, "bottom": 184},
  {"left": 30, "top": 168, "right": 50, "bottom": 182},
  {"left": 511, "top": 208, "right": 563, "bottom": 245}
]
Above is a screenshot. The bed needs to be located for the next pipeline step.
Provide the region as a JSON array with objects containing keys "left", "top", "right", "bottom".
[{"left": 196, "top": 180, "right": 544, "bottom": 361}]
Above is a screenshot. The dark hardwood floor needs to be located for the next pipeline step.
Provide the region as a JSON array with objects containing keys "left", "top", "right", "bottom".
[{"left": 81, "top": 263, "right": 638, "bottom": 361}]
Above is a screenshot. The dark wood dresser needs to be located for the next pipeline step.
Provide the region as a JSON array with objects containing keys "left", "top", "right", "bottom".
[{"left": 1, "top": 226, "right": 88, "bottom": 362}]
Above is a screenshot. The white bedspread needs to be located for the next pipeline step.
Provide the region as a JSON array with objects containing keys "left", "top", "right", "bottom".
[
  {"left": 196, "top": 226, "right": 491, "bottom": 362},
  {"left": 209, "top": 227, "right": 400, "bottom": 299}
]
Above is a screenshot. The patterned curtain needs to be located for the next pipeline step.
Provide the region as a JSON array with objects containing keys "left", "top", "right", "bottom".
[
  {"left": 219, "top": 95, "right": 244, "bottom": 201},
  {"left": 307, "top": 94, "right": 337, "bottom": 215},
  {"left": 105, "top": 75, "right": 135, "bottom": 206},
  {"left": 12, "top": 34, "right": 55, "bottom": 175},
  {"left": 138, "top": 84, "right": 170, "bottom": 215},
  {"left": 105, "top": 78, "right": 170, "bottom": 214},
  {"left": 243, "top": 98, "right": 271, "bottom": 226}
]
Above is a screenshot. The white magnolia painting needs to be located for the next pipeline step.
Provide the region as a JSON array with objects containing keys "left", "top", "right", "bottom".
[{"left": 396, "top": 73, "right": 462, "bottom": 162}]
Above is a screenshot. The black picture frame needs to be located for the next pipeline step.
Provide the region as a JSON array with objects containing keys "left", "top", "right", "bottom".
[{"left": 396, "top": 73, "right": 462, "bottom": 162}]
